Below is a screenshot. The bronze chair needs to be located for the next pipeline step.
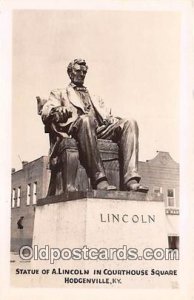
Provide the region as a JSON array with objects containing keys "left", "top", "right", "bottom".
[{"left": 37, "top": 97, "right": 120, "bottom": 196}]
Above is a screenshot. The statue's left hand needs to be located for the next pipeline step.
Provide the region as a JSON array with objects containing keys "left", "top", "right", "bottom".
[{"left": 103, "top": 117, "right": 112, "bottom": 126}]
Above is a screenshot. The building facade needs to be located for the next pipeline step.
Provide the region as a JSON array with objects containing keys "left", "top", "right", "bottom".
[
  {"left": 11, "top": 151, "right": 179, "bottom": 252},
  {"left": 11, "top": 156, "right": 50, "bottom": 252},
  {"left": 139, "top": 151, "right": 179, "bottom": 250}
]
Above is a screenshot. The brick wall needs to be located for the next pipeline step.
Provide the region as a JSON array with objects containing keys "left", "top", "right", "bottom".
[{"left": 11, "top": 156, "right": 50, "bottom": 252}]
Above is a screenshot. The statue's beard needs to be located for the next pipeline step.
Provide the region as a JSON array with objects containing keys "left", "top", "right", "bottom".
[
  {"left": 70, "top": 74, "right": 86, "bottom": 87},
  {"left": 71, "top": 79, "right": 85, "bottom": 87}
]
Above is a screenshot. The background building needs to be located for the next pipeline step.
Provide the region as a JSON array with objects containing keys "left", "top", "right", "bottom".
[
  {"left": 11, "top": 156, "right": 50, "bottom": 252},
  {"left": 139, "top": 151, "right": 179, "bottom": 250},
  {"left": 11, "top": 151, "right": 179, "bottom": 252}
]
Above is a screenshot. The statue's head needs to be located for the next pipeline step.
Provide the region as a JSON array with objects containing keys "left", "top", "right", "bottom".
[{"left": 67, "top": 59, "right": 88, "bottom": 86}]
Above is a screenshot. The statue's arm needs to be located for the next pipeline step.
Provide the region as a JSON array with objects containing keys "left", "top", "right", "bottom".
[{"left": 41, "top": 89, "right": 72, "bottom": 125}]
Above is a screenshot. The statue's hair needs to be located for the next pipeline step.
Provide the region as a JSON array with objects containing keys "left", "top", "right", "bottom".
[{"left": 67, "top": 59, "right": 88, "bottom": 77}]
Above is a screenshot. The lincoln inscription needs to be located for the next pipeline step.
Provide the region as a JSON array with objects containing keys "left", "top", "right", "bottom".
[{"left": 100, "top": 213, "right": 155, "bottom": 224}]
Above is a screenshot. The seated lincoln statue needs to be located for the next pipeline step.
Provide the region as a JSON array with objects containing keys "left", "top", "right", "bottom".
[{"left": 40, "top": 58, "right": 148, "bottom": 194}]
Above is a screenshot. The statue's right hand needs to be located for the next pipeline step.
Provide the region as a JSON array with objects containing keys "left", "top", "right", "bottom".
[
  {"left": 54, "top": 106, "right": 64, "bottom": 114},
  {"left": 51, "top": 107, "right": 72, "bottom": 123},
  {"left": 52, "top": 111, "right": 61, "bottom": 123}
]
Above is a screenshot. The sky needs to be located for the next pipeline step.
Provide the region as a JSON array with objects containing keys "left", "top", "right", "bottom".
[{"left": 12, "top": 10, "right": 181, "bottom": 170}]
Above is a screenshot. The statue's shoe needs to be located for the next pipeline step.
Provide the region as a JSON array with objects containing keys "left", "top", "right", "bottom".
[
  {"left": 126, "top": 182, "right": 149, "bottom": 193},
  {"left": 105, "top": 185, "right": 117, "bottom": 191},
  {"left": 97, "top": 184, "right": 117, "bottom": 191},
  {"left": 96, "top": 180, "right": 117, "bottom": 191},
  {"left": 135, "top": 185, "right": 149, "bottom": 193}
]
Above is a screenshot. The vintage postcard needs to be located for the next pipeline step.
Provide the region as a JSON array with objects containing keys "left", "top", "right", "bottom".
[{"left": 0, "top": 1, "right": 194, "bottom": 300}]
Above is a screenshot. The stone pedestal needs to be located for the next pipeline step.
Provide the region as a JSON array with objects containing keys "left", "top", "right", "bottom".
[{"left": 30, "top": 192, "right": 178, "bottom": 288}]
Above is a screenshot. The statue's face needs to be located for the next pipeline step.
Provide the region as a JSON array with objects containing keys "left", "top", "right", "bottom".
[{"left": 70, "top": 63, "right": 87, "bottom": 86}]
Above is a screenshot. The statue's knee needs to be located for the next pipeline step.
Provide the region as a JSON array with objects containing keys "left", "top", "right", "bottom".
[
  {"left": 80, "top": 114, "right": 96, "bottom": 129},
  {"left": 124, "top": 118, "right": 138, "bottom": 131},
  {"left": 131, "top": 118, "right": 138, "bottom": 128},
  {"left": 123, "top": 119, "right": 138, "bottom": 127}
]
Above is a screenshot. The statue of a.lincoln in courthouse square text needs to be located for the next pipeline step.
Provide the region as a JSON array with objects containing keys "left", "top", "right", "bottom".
[{"left": 38, "top": 59, "right": 148, "bottom": 195}]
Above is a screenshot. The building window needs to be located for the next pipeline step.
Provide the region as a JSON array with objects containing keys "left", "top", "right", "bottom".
[
  {"left": 167, "top": 188, "right": 175, "bottom": 207},
  {"left": 168, "top": 235, "right": 179, "bottom": 250},
  {"left": 16, "top": 187, "right": 21, "bottom": 207},
  {"left": 153, "top": 186, "right": 162, "bottom": 195},
  {"left": 27, "top": 184, "right": 31, "bottom": 205},
  {"left": 33, "top": 182, "right": 37, "bottom": 205},
  {"left": 12, "top": 188, "right": 16, "bottom": 208}
]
